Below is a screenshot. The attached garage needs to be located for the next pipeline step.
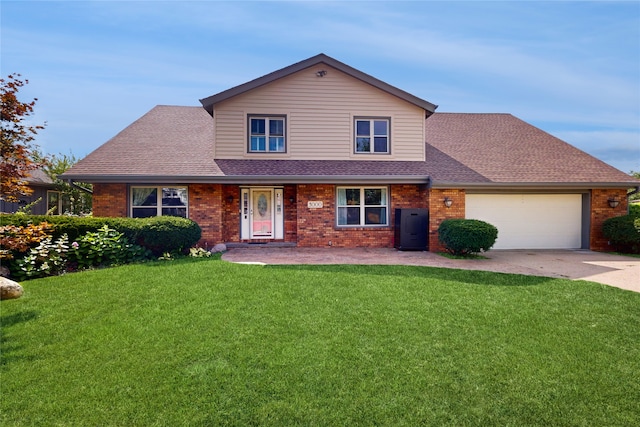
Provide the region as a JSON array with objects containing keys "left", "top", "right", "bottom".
[{"left": 465, "top": 193, "right": 585, "bottom": 250}]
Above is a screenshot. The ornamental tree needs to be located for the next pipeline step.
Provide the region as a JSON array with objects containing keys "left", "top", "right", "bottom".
[{"left": 1, "top": 74, "right": 47, "bottom": 202}]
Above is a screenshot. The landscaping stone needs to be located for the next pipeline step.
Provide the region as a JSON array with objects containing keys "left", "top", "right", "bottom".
[
  {"left": 1, "top": 277, "right": 24, "bottom": 300},
  {"left": 212, "top": 243, "right": 227, "bottom": 253},
  {"left": 0, "top": 266, "right": 10, "bottom": 278}
]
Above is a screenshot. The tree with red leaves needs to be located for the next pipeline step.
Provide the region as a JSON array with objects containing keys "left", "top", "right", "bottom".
[{"left": 1, "top": 74, "right": 47, "bottom": 203}]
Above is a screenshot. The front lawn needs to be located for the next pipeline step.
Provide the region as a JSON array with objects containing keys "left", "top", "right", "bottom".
[{"left": 2, "top": 258, "right": 638, "bottom": 426}]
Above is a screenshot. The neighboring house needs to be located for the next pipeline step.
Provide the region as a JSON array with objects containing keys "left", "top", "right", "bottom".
[
  {"left": 62, "top": 54, "right": 640, "bottom": 252},
  {"left": 0, "top": 169, "right": 62, "bottom": 215}
]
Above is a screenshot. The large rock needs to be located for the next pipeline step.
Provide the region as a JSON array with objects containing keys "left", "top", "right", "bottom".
[
  {"left": 1, "top": 277, "right": 24, "bottom": 300},
  {"left": 212, "top": 243, "right": 227, "bottom": 253}
]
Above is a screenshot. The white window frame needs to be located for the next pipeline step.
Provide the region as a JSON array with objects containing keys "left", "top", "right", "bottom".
[
  {"left": 354, "top": 117, "right": 390, "bottom": 154},
  {"left": 248, "top": 115, "right": 287, "bottom": 153},
  {"left": 336, "top": 186, "right": 389, "bottom": 227},
  {"left": 130, "top": 186, "right": 188, "bottom": 218}
]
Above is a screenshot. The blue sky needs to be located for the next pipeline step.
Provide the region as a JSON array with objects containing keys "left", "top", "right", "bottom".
[{"left": 2, "top": 0, "right": 639, "bottom": 173}]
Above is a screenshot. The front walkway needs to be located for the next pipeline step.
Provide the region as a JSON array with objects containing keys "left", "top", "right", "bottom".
[{"left": 221, "top": 248, "right": 640, "bottom": 293}]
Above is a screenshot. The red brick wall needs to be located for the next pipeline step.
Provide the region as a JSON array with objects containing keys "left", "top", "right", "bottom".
[
  {"left": 427, "top": 189, "right": 465, "bottom": 253},
  {"left": 295, "top": 184, "right": 427, "bottom": 248},
  {"left": 189, "top": 184, "right": 223, "bottom": 248},
  {"left": 590, "top": 188, "right": 629, "bottom": 251},
  {"left": 92, "top": 184, "right": 128, "bottom": 217}
]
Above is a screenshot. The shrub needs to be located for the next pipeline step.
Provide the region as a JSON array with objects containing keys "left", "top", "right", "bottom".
[
  {"left": 68, "top": 225, "right": 152, "bottom": 270},
  {"left": 0, "top": 222, "right": 53, "bottom": 260},
  {"left": 125, "top": 216, "right": 202, "bottom": 256},
  {"left": 14, "top": 234, "right": 70, "bottom": 281},
  {"left": 0, "top": 214, "right": 201, "bottom": 255},
  {"left": 438, "top": 219, "right": 498, "bottom": 256},
  {"left": 602, "top": 214, "right": 640, "bottom": 254},
  {"left": 630, "top": 203, "right": 640, "bottom": 217}
]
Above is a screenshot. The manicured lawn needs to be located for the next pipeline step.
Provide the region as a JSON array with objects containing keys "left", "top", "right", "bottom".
[{"left": 2, "top": 257, "right": 639, "bottom": 426}]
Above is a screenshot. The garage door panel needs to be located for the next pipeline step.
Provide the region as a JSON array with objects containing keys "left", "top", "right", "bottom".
[{"left": 466, "top": 194, "right": 582, "bottom": 249}]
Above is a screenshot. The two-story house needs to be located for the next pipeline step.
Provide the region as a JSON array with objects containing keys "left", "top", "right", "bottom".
[{"left": 62, "top": 54, "right": 639, "bottom": 252}]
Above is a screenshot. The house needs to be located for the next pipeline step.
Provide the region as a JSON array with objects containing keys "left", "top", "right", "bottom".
[
  {"left": 0, "top": 169, "right": 62, "bottom": 215},
  {"left": 62, "top": 54, "right": 640, "bottom": 252}
]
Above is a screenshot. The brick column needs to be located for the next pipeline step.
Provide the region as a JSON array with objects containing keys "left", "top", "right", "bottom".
[
  {"left": 590, "top": 188, "right": 629, "bottom": 251},
  {"left": 428, "top": 189, "right": 465, "bottom": 252}
]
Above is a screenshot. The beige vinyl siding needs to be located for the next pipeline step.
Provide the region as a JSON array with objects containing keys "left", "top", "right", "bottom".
[{"left": 213, "top": 65, "right": 426, "bottom": 161}]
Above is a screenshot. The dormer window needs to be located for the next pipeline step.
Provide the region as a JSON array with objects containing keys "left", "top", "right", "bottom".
[
  {"left": 355, "top": 118, "right": 390, "bottom": 154},
  {"left": 249, "top": 116, "right": 286, "bottom": 153}
]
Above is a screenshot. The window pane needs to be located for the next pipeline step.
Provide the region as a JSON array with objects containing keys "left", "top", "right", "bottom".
[
  {"left": 251, "top": 118, "right": 265, "bottom": 134},
  {"left": 251, "top": 136, "right": 266, "bottom": 151},
  {"left": 356, "top": 137, "right": 370, "bottom": 152},
  {"left": 346, "top": 207, "right": 360, "bottom": 225},
  {"left": 132, "top": 207, "right": 157, "bottom": 218},
  {"left": 365, "top": 207, "right": 386, "bottom": 225},
  {"left": 338, "top": 207, "right": 348, "bottom": 225},
  {"left": 337, "top": 188, "right": 347, "bottom": 205},
  {"left": 356, "top": 120, "right": 370, "bottom": 136},
  {"left": 132, "top": 188, "right": 157, "bottom": 206},
  {"left": 374, "top": 120, "right": 387, "bottom": 135},
  {"left": 162, "top": 207, "right": 187, "bottom": 218},
  {"left": 269, "top": 137, "right": 285, "bottom": 152},
  {"left": 47, "top": 192, "right": 59, "bottom": 214},
  {"left": 374, "top": 137, "right": 388, "bottom": 153},
  {"left": 269, "top": 119, "right": 284, "bottom": 136},
  {"left": 162, "top": 188, "right": 187, "bottom": 207},
  {"left": 345, "top": 189, "right": 360, "bottom": 205},
  {"left": 364, "top": 189, "right": 382, "bottom": 205}
]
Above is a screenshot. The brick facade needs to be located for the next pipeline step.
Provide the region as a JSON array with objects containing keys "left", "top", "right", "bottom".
[
  {"left": 590, "top": 188, "right": 629, "bottom": 251},
  {"left": 92, "top": 184, "right": 128, "bottom": 217},
  {"left": 427, "top": 188, "right": 466, "bottom": 252},
  {"left": 91, "top": 183, "right": 632, "bottom": 252}
]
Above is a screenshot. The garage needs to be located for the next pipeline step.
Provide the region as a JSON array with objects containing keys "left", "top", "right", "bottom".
[{"left": 465, "top": 194, "right": 584, "bottom": 250}]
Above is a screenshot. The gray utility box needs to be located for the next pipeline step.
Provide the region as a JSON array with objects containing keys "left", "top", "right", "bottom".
[{"left": 394, "top": 208, "right": 428, "bottom": 251}]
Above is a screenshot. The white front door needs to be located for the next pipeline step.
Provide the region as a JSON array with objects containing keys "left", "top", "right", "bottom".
[{"left": 240, "top": 187, "right": 284, "bottom": 240}]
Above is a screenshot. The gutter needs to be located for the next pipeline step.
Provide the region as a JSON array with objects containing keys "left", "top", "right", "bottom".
[
  {"left": 62, "top": 175, "right": 432, "bottom": 186},
  {"left": 430, "top": 181, "right": 640, "bottom": 190}
]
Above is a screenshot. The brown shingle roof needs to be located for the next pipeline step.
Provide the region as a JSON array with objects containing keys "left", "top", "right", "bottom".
[
  {"left": 425, "top": 113, "right": 638, "bottom": 187},
  {"left": 63, "top": 107, "right": 639, "bottom": 188},
  {"left": 63, "top": 105, "right": 222, "bottom": 182}
]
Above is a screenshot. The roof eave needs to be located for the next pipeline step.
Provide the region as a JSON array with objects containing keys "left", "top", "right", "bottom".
[
  {"left": 430, "top": 181, "right": 639, "bottom": 190},
  {"left": 62, "top": 174, "right": 430, "bottom": 185}
]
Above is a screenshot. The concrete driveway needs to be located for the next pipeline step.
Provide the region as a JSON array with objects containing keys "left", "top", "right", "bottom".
[{"left": 222, "top": 247, "right": 640, "bottom": 293}]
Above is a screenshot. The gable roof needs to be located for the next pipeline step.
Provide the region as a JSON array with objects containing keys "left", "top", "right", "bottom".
[
  {"left": 424, "top": 113, "right": 638, "bottom": 188},
  {"left": 199, "top": 53, "right": 438, "bottom": 117},
  {"left": 62, "top": 106, "right": 639, "bottom": 188}
]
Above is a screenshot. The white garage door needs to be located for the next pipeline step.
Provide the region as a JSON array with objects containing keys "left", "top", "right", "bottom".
[{"left": 465, "top": 194, "right": 582, "bottom": 249}]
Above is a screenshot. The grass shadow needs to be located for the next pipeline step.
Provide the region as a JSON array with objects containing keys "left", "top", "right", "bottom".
[{"left": 263, "top": 263, "right": 557, "bottom": 287}]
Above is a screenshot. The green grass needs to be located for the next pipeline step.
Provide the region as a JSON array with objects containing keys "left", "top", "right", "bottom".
[{"left": 2, "top": 258, "right": 639, "bottom": 426}]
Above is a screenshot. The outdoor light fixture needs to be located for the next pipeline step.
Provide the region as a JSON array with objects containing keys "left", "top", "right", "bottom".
[
  {"left": 608, "top": 197, "right": 620, "bottom": 208},
  {"left": 443, "top": 197, "right": 453, "bottom": 208},
  {"left": 289, "top": 196, "right": 295, "bottom": 204},
  {"left": 227, "top": 195, "right": 234, "bottom": 203},
  {"left": 315, "top": 70, "right": 327, "bottom": 77}
]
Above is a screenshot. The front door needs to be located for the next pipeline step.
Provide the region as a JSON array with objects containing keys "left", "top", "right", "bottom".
[{"left": 240, "top": 187, "right": 284, "bottom": 240}]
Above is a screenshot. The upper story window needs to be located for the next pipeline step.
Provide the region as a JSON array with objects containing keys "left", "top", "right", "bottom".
[
  {"left": 355, "top": 118, "right": 390, "bottom": 154},
  {"left": 249, "top": 116, "right": 286, "bottom": 153},
  {"left": 131, "top": 186, "right": 188, "bottom": 218},
  {"left": 337, "top": 186, "right": 388, "bottom": 227}
]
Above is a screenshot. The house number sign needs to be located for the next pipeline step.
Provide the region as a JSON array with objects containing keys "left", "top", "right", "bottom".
[{"left": 307, "top": 201, "right": 323, "bottom": 209}]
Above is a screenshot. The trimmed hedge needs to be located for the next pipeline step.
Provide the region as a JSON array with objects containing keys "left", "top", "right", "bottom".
[
  {"left": 602, "top": 214, "right": 640, "bottom": 254},
  {"left": 0, "top": 214, "right": 201, "bottom": 255},
  {"left": 438, "top": 218, "right": 498, "bottom": 256}
]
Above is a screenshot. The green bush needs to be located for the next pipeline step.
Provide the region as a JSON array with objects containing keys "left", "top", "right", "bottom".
[
  {"left": 0, "top": 214, "right": 201, "bottom": 255},
  {"left": 69, "top": 225, "right": 152, "bottom": 270},
  {"left": 602, "top": 214, "right": 640, "bottom": 254},
  {"left": 438, "top": 219, "right": 498, "bottom": 256},
  {"left": 629, "top": 203, "right": 640, "bottom": 217}
]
